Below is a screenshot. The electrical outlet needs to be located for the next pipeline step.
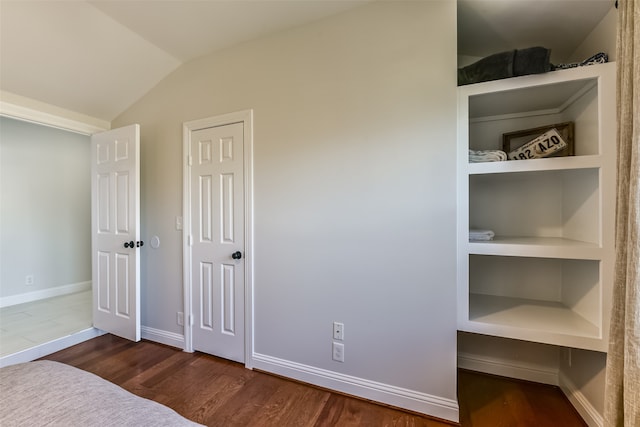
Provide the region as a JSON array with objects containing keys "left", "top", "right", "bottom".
[
  {"left": 332, "top": 342, "right": 344, "bottom": 362},
  {"left": 25, "top": 275, "right": 34, "bottom": 286},
  {"left": 177, "top": 312, "right": 184, "bottom": 326},
  {"left": 333, "top": 322, "right": 344, "bottom": 340},
  {"left": 175, "top": 216, "right": 183, "bottom": 231}
]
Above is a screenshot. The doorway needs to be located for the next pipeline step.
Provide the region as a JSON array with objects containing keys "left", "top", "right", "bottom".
[
  {"left": 0, "top": 117, "right": 94, "bottom": 361},
  {"left": 182, "top": 110, "right": 254, "bottom": 366}
]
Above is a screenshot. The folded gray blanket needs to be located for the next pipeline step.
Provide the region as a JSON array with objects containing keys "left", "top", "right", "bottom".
[{"left": 458, "top": 47, "right": 551, "bottom": 86}]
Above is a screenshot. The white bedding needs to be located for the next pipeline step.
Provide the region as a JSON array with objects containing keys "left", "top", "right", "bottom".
[{"left": 0, "top": 360, "right": 203, "bottom": 426}]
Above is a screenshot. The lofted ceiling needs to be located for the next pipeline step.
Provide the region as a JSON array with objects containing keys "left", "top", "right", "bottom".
[
  {"left": 0, "top": 0, "right": 369, "bottom": 122},
  {"left": 458, "top": 0, "right": 614, "bottom": 62},
  {"left": 0, "top": 0, "right": 615, "bottom": 124}
]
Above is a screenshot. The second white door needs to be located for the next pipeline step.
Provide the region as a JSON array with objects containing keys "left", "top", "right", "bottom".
[{"left": 190, "top": 122, "right": 245, "bottom": 362}]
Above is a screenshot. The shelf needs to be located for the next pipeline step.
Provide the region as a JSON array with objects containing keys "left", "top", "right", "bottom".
[
  {"left": 457, "top": 62, "right": 615, "bottom": 352},
  {"left": 468, "top": 293, "right": 600, "bottom": 339},
  {"left": 460, "top": 64, "right": 613, "bottom": 119},
  {"left": 468, "top": 236, "right": 601, "bottom": 259},
  {"left": 468, "top": 79, "right": 595, "bottom": 120},
  {"left": 467, "top": 155, "right": 602, "bottom": 175},
  {"left": 469, "top": 168, "right": 600, "bottom": 245}
]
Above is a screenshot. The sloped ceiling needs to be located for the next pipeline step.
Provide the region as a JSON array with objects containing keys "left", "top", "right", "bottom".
[
  {"left": 0, "top": 0, "right": 369, "bottom": 122},
  {"left": 458, "top": 0, "right": 614, "bottom": 61},
  {"left": 0, "top": 0, "right": 615, "bottom": 124}
]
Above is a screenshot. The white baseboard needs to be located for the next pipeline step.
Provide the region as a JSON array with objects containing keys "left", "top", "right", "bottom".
[
  {"left": 252, "top": 352, "right": 459, "bottom": 423},
  {"left": 0, "top": 281, "right": 91, "bottom": 308},
  {"left": 141, "top": 326, "right": 185, "bottom": 350},
  {"left": 457, "top": 351, "right": 559, "bottom": 385},
  {"left": 0, "top": 327, "right": 104, "bottom": 368},
  {"left": 559, "top": 372, "right": 603, "bottom": 427},
  {"left": 0, "top": 325, "right": 185, "bottom": 368}
]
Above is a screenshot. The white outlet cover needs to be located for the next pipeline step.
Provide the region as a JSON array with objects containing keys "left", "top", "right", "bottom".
[
  {"left": 332, "top": 342, "right": 345, "bottom": 362},
  {"left": 333, "top": 322, "right": 344, "bottom": 340}
]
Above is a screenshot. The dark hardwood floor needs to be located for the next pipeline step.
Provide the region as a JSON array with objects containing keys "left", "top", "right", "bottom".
[{"left": 41, "top": 334, "right": 586, "bottom": 426}]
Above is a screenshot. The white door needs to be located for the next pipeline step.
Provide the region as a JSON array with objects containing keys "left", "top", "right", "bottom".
[
  {"left": 189, "top": 122, "right": 245, "bottom": 362},
  {"left": 91, "top": 124, "right": 140, "bottom": 342}
]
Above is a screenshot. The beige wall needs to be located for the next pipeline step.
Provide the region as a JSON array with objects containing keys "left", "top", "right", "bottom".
[
  {"left": 113, "top": 0, "right": 459, "bottom": 419},
  {"left": 569, "top": 6, "right": 618, "bottom": 63}
]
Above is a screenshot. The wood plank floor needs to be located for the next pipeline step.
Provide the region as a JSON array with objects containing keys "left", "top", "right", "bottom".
[{"left": 41, "top": 334, "right": 586, "bottom": 427}]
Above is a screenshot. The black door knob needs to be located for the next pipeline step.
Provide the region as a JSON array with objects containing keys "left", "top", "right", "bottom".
[
  {"left": 137, "top": 241, "right": 144, "bottom": 247},
  {"left": 231, "top": 251, "right": 242, "bottom": 260},
  {"left": 124, "top": 241, "right": 134, "bottom": 248}
]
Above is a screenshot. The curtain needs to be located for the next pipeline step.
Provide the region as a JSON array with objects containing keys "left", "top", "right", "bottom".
[{"left": 604, "top": 0, "right": 640, "bottom": 426}]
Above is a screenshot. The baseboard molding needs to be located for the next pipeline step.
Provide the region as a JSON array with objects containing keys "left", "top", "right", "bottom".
[
  {"left": 0, "top": 281, "right": 91, "bottom": 308},
  {"left": 559, "top": 372, "right": 603, "bottom": 427},
  {"left": 0, "top": 327, "right": 104, "bottom": 368},
  {"left": 252, "top": 352, "right": 459, "bottom": 423},
  {"left": 1, "top": 326, "right": 186, "bottom": 368},
  {"left": 141, "top": 326, "right": 185, "bottom": 350},
  {"left": 457, "top": 351, "right": 559, "bottom": 385}
]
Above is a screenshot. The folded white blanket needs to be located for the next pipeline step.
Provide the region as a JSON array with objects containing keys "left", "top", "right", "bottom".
[
  {"left": 469, "top": 149, "right": 507, "bottom": 163},
  {"left": 469, "top": 229, "right": 495, "bottom": 241}
]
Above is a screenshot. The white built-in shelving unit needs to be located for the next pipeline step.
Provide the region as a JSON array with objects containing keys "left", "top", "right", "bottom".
[{"left": 457, "top": 63, "right": 616, "bottom": 352}]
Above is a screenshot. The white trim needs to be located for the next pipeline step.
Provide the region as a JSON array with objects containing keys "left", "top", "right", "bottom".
[
  {"left": 182, "top": 110, "right": 251, "bottom": 132},
  {"left": 0, "top": 281, "right": 92, "bottom": 308},
  {"left": 182, "top": 109, "right": 254, "bottom": 369},
  {"left": 182, "top": 122, "right": 193, "bottom": 354},
  {"left": 457, "top": 351, "right": 559, "bottom": 385},
  {"left": 141, "top": 326, "right": 185, "bottom": 349},
  {"left": 469, "top": 108, "right": 560, "bottom": 124},
  {"left": 559, "top": 372, "right": 603, "bottom": 427},
  {"left": 243, "top": 111, "right": 255, "bottom": 369},
  {"left": 0, "top": 328, "right": 104, "bottom": 368},
  {"left": 252, "top": 352, "right": 459, "bottom": 423},
  {"left": 0, "top": 97, "right": 109, "bottom": 135}
]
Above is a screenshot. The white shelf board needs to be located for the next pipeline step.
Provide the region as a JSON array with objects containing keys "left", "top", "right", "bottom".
[
  {"left": 459, "top": 63, "right": 614, "bottom": 119},
  {"left": 467, "top": 155, "right": 601, "bottom": 175},
  {"left": 468, "top": 79, "right": 594, "bottom": 119},
  {"left": 467, "top": 293, "right": 600, "bottom": 339},
  {"left": 467, "top": 237, "right": 602, "bottom": 259}
]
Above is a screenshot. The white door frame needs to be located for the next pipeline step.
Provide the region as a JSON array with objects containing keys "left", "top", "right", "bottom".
[{"left": 182, "top": 109, "right": 254, "bottom": 368}]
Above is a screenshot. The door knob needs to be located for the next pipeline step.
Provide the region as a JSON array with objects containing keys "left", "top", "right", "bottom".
[
  {"left": 124, "top": 241, "right": 144, "bottom": 248},
  {"left": 231, "top": 251, "right": 242, "bottom": 260}
]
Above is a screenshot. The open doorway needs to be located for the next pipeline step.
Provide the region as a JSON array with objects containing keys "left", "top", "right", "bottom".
[{"left": 0, "top": 117, "right": 93, "bottom": 360}]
